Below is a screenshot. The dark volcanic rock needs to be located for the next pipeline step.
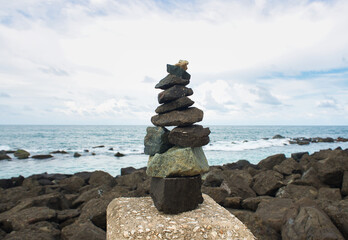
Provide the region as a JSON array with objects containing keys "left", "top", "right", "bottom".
[
  {"left": 144, "top": 126, "right": 172, "bottom": 156},
  {"left": 155, "top": 96, "right": 194, "bottom": 114},
  {"left": 291, "top": 152, "right": 309, "bottom": 162},
  {"left": 258, "top": 153, "right": 286, "bottom": 170},
  {"left": 79, "top": 198, "right": 110, "bottom": 230},
  {"left": 14, "top": 149, "right": 30, "bottom": 159},
  {"left": 157, "top": 85, "right": 193, "bottom": 104},
  {"left": 203, "top": 169, "right": 224, "bottom": 187},
  {"left": 0, "top": 176, "right": 24, "bottom": 189},
  {"left": 342, "top": 171, "right": 348, "bottom": 196},
  {"left": 114, "top": 152, "right": 125, "bottom": 157},
  {"left": 317, "top": 187, "right": 342, "bottom": 201},
  {"left": 166, "top": 64, "right": 191, "bottom": 80},
  {"left": 293, "top": 167, "right": 327, "bottom": 189},
  {"left": 155, "top": 74, "right": 190, "bottom": 90},
  {"left": 0, "top": 151, "right": 11, "bottom": 160},
  {"left": 321, "top": 200, "right": 348, "bottom": 239},
  {"left": 2, "top": 221, "right": 60, "bottom": 240},
  {"left": 31, "top": 155, "right": 53, "bottom": 159},
  {"left": 252, "top": 170, "right": 284, "bottom": 196},
  {"left": 201, "top": 186, "right": 229, "bottom": 205},
  {"left": 168, "top": 125, "right": 210, "bottom": 147},
  {"left": 73, "top": 152, "right": 81, "bottom": 158},
  {"left": 151, "top": 107, "right": 203, "bottom": 127},
  {"left": 61, "top": 220, "right": 105, "bottom": 240},
  {"left": 60, "top": 176, "right": 85, "bottom": 193},
  {"left": 223, "top": 197, "right": 242, "bottom": 209},
  {"left": 272, "top": 134, "right": 285, "bottom": 139},
  {"left": 276, "top": 184, "right": 318, "bottom": 201},
  {"left": 241, "top": 196, "right": 273, "bottom": 211},
  {"left": 50, "top": 150, "right": 68, "bottom": 154},
  {"left": 273, "top": 158, "right": 302, "bottom": 175},
  {"left": 92, "top": 145, "right": 105, "bottom": 148},
  {"left": 255, "top": 198, "right": 294, "bottom": 232},
  {"left": 282, "top": 206, "right": 344, "bottom": 240},
  {"left": 150, "top": 176, "right": 203, "bottom": 214},
  {"left": 121, "top": 167, "right": 136, "bottom": 176},
  {"left": 88, "top": 171, "right": 116, "bottom": 188},
  {"left": 223, "top": 170, "right": 256, "bottom": 199}
]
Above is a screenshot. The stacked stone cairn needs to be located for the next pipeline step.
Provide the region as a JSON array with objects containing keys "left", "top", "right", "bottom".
[{"left": 144, "top": 60, "right": 210, "bottom": 214}]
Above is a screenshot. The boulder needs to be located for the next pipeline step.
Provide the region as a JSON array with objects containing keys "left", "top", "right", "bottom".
[
  {"left": 2, "top": 221, "right": 60, "bottom": 240},
  {"left": 151, "top": 107, "right": 203, "bottom": 127},
  {"left": 223, "top": 197, "right": 242, "bottom": 209},
  {"left": 74, "top": 172, "right": 92, "bottom": 183},
  {"left": 150, "top": 176, "right": 203, "bottom": 214},
  {"left": 146, "top": 147, "right": 209, "bottom": 178},
  {"left": 14, "top": 149, "right": 30, "bottom": 159},
  {"left": 257, "top": 154, "right": 286, "bottom": 170},
  {"left": 255, "top": 198, "right": 294, "bottom": 232},
  {"left": 276, "top": 184, "right": 318, "bottom": 201},
  {"left": 31, "top": 155, "right": 53, "bottom": 159},
  {"left": 229, "top": 209, "right": 281, "bottom": 240},
  {"left": 0, "top": 176, "right": 24, "bottom": 189},
  {"left": 318, "top": 187, "right": 342, "bottom": 201},
  {"left": 107, "top": 194, "right": 255, "bottom": 240},
  {"left": 272, "top": 134, "right": 285, "bottom": 139},
  {"left": 314, "top": 152, "right": 348, "bottom": 187},
  {"left": 155, "top": 96, "right": 194, "bottom": 113},
  {"left": 222, "top": 170, "right": 256, "bottom": 199},
  {"left": 73, "top": 152, "right": 81, "bottom": 158},
  {"left": 50, "top": 150, "right": 68, "bottom": 154},
  {"left": 321, "top": 199, "right": 348, "bottom": 239},
  {"left": 168, "top": 125, "right": 210, "bottom": 147},
  {"left": 92, "top": 145, "right": 105, "bottom": 148},
  {"left": 158, "top": 85, "right": 193, "bottom": 104},
  {"left": 252, "top": 170, "right": 284, "bottom": 196},
  {"left": 0, "top": 206, "right": 56, "bottom": 231},
  {"left": 89, "top": 171, "right": 116, "bottom": 187},
  {"left": 273, "top": 158, "right": 302, "bottom": 175},
  {"left": 241, "top": 196, "right": 273, "bottom": 212},
  {"left": 0, "top": 151, "right": 11, "bottom": 160},
  {"left": 116, "top": 169, "right": 149, "bottom": 191},
  {"left": 57, "top": 209, "right": 80, "bottom": 222},
  {"left": 222, "top": 160, "right": 257, "bottom": 171},
  {"left": 342, "top": 171, "right": 348, "bottom": 196},
  {"left": 291, "top": 152, "right": 309, "bottom": 162},
  {"left": 201, "top": 186, "right": 229, "bottom": 205},
  {"left": 60, "top": 176, "right": 85, "bottom": 193},
  {"left": 293, "top": 167, "right": 327, "bottom": 189},
  {"left": 72, "top": 185, "right": 111, "bottom": 207},
  {"left": 114, "top": 152, "right": 125, "bottom": 157},
  {"left": 282, "top": 206, "right": 344, "bottom": 240},
  {"left": 283, "top": 173, "right": 301, "bottom": 185},
  {"left": 120, "top": 167, "right": 136, "bottom": 176},
  {"left": 203, "top": 169, "right": 224, "bottom": 187},
  {"left": 79, "top": 198, "right": 110, "bottom": 230},
  {"left": 144, "top": 126, "right": 172, "bottom": 156},
  {"left": 166, "top": 64, "right": 191, "bottom": 80},
  {"left": 61, "top": 220, "right": 105, "bottom": 240},
  {"left": 155, "top": 74, "right": 190, "bottom": 89}
]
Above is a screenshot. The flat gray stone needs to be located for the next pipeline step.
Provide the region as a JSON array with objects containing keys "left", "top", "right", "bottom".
[
  {"left": 151, "top": 107, "right": 203, "bottom": 127},
  {"left": 155, "top": 97, "right": 194, "bottom": 114},
  {"left": 158, "top": 85, "right": 193, "bottom": 104},
  {"left": 155, "top": 74, "right": 190, "bottom": 90},
  {"left": 168, "top": 125, "right": 210, "bottom": 147},
  {"left": 167, "top": 64, "right": 191, "bottom": 80}
]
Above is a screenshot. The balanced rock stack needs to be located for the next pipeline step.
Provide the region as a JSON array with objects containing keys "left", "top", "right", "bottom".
[{"left": 144, "top": 60, "right": 210, "bottom": 214}]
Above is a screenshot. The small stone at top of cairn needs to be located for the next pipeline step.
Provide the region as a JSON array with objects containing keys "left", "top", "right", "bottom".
[{"left": 144, "top": 60, "right": 210, "bottom": 214}]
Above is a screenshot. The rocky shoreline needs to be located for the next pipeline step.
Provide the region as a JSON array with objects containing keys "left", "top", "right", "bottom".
[{"left": 0, "top": 147, "right": 347, "bottom": 239}]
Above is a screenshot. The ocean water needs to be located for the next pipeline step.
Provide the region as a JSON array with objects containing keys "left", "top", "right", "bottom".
[{"left": 1, "top": 125, "right": 348, "bottom": 179}]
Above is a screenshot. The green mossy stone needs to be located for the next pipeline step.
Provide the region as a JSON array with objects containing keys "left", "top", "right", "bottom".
[{"left": 14, "top": 149, "right": 30, "bottom": 159}]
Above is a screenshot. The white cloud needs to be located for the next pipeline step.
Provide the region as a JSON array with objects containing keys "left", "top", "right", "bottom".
[{"left": 1, "top": 0, "right": 348, "bottom": 124}]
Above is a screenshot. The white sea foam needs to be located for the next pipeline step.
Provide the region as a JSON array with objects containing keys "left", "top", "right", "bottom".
[
  {"left": 0, "top": 145, "right": 11, "bottom": 151},
  {"left": 204, "top": 138, "right": 291, "bottom": 152}
]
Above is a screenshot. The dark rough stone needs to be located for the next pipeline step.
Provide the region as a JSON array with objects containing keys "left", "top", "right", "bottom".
[
  {"left": 88, "top": 171, "right": 116, "bottom": 188},
  {"left": 252, "top": 170, "right": 284, "bottom": 196},
  {"left": 222, "top": 170, "right": 256, "bottom": 199},
  {"left": 0, "top": 151, "right": 11, "bottom": 160},
  {"left": 114, "top": 152, "right": 125, "bottom": 157},
  {"left": 74, "top": 172, "right": 92, "bottom": 183},
  {"left": 291, "top": 152, "right": 309, "bottom": 162},
  {"left": 155, "top": 74, "right": 190, "bottom": 90},
  {"left": 273, "top": 158, "right": 302, "bottom": 175},
  {"left": 255, "top": 198, "right": 294, "bottom": 232},
  {"left": 155, "top": 96, "right": 194, "bottom": 114},
  {"left": 92, "top": 145, "right": 105, "bottom": 148},
  {"left": 151, "top": 107, "right": 203, "bottom": 127},
  {"left": 342, "top": 171, "right": 348, "bottom": 196},
  {"left": 166, "top": 64, "right": 191, "bottom": 80},
  {"left": 73, "top": 152, "right": 81, "bottom": 158},
  {"left": 79, "top": 198, "right": 110, "bottom": 230},
  {"left": 203, "top": 170, "right": 224, "bottom": 187},
  {"left": 116, "top": 169, "right": 149, "bottom": 192},
  {"left": 50, "top": 150, "right": 68, "bottom": 154},
  {"left": 223, "top": 197, "right": 242, "bottom": 209},
  {"left": 317, "top": 187, "right": 342, "bottom": 201},
  {"left": 222, "top": 160, "right": 257, "bottom": 171},
  {"left": 241, "top": 196, "right": 273, "bottom": 211},
  {"left": 14, "top": 149, "right": 30, "bottom": 159},
  {"left": 157, "top": 85, "right": 193, "bottom": 104},
  {"left": 150, "top": 176, "right": 203, "bottom": 214},
  {"left": 0, "top": 176, "right": 24, "bottom": 189},
  {"left": 258, "top": 154, "right": 286, "bottom": 170},
  {"left": 293, "top": 167, "right": 327, "bottom": 189},
  {"left": 228, "top": 209, "right": 281, "bottom": 240},
  {"left": 61, "top": 220, "right": 105, "bottom": 240},
  {"left": 321, "top": 200, "right": 348, "bottom": 239},
  {"left": 201, "top": 186, "right": 229, "bottom": 205},
  {"left": 272, "top": 134, "right": 285, "bottom": 139},
  {"left": 31, "top": 155, "right": 53, "bottom": 159},
  {"left": 168, "top": 125, "right": 210, "bottom": 147},
  {"left": 276, "top": 184, "right": 318, "bottom": 201},
  {"left": 144, "top": 127, "right": 172, "bottom": 156},
  {"left": 57, "top": 209, "right": 80, "bottom": 222},
  {"left": 121, "top": 167, "right": 136, "bottom": 176},
  {"left": 2, "top": 221, "right": 60, "bottom": 240},
  {"left": 60, "top": 176, "right": 85, "bottom": 193},
  {"left": 282, "top": 206, "right": 344, "bottom": 240}
]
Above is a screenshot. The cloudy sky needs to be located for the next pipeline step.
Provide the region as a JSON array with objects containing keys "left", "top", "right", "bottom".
[{"left": 0, "top": 0, "right": 347, "bottom": 125}]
